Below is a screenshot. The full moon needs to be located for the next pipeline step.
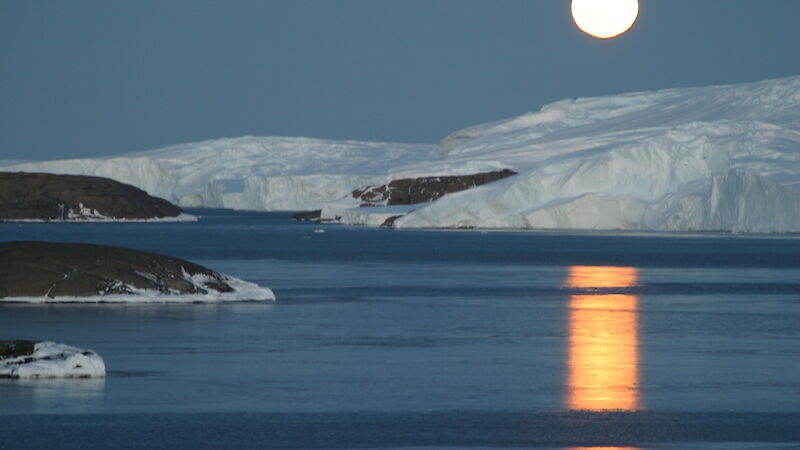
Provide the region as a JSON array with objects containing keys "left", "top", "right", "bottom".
[{"left": 571, "top": 0, "right": 639, "bottom": 39}]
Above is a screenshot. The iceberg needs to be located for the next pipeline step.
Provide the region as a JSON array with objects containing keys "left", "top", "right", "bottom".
[
  {"left": 331, "top": 76, "right": 800, "bottom": 233},
  {"left": 4, "top": 137, "right": 440, "bottom": 211},
  {"left": 0, "top": 341, "right": 106, "bottom": 379}
]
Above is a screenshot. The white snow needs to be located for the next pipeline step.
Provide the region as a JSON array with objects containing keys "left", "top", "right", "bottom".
[
  {"left": 4, "top": 136, "right": 440, "bottom": 211},
  {"left": 0, "top": 270, "right": 275, "bottom": 303},
  {"left": 2, "top": 203, "right": 198, "bottom": 223},
  {"left": 358, "top": 76, "right": 800, "bottom": 233},
  {"left": 0, "top": 342, "right": 106, "bottom": 379},
  {"left": 7, "top": 76, "right": 800, "bottom": 233},
  {"left": 337, "top": 204, "right": 419, "bottom": 227}
]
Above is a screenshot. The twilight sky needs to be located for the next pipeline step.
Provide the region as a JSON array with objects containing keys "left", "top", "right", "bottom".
[{"left": 2, "top": 0, "right": 800, "bottom": 160}]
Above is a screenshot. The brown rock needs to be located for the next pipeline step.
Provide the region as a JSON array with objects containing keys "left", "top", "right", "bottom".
[
  {"left": 353, "top": 169, "right": 517, "bottom": 206},
  {"left": 0, "top": 241, "right": 235, "bottom": 299},
  {"left": 0, "top": 340, "right": 36, "bottom": 359},
  {"left": 0, "top": 172, "right": 183, "bottom": 221},
  {"left": 292, "top": 210, "right": 322, "bottom": 222},
  {"left": 380, "top": 215, "right": 403, "bottom": 229}
]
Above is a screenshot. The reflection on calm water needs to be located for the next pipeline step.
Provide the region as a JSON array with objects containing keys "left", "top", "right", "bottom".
[
  {"left": 0, "top": 378, "right": 105, "bottom": 414},
  {"left": 567, "top": 266, "right": 640, "bottom": 411},
  {"left": 566, "top": 447, "right": 641, "bottom": 450}
]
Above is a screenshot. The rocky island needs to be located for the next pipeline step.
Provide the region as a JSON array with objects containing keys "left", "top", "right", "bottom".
[
  {"left": 0, "top": 172, "right": 193, "bottom": 221},
  {"left": 0, "top": 241, "right": 275, "bottom": 302},
  {"left": 295, "top": 169, "right": 518, "bottom": 224},
  {"left": 352, "top": 169, "right": 518, "bottom": 207},
  {"left": 0, "top": 340, "right": 106, "bottom": 379}
]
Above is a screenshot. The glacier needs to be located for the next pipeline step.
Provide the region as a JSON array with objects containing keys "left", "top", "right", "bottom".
[
  {"left": 328, "top": 76, "right": 800, "bottom": 233},
  {"left": 4, "top": 76, "right": 800, "bottom": 233},
  {"left": 2, "top": 137, "right": 440, "bottom": 211}
]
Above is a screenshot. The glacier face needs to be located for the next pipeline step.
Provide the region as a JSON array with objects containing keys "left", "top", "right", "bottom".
[
  {"left": 341, "top": 76, "right": 800, "bottom": 233},
  {"left": 5, "top": 76, "right": 800, "bottom": 233},
  {"left": 4, "top": 137, "right": 440, "bottom": 211}
]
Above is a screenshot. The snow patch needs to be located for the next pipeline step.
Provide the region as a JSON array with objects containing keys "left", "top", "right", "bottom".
[
  {"left": 4, "top": 209, "right": 197, "bottom": 223},
  {"left": 338, "top": 204, "right": 419, "bottom": 227},
  {"left": 0, "top": 272, "right": 275, "bottom": 303}
]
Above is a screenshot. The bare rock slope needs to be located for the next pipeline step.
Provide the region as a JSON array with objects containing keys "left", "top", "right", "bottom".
[
  {"left": 0, "top": 172, "right": 184, "bottom": 221},
  {"left": 0, "top": 241, "right": 273, "bottom": 301},
  {"left": 352, "top": 170, "right": 517, "bottom": 206}
]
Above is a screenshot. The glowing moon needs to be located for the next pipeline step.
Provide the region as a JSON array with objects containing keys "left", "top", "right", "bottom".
[{"left": 571, "top": 0, "right": 639, "bottom": 39}]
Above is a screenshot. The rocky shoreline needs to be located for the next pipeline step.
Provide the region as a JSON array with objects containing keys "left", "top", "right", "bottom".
[
  {"left": 0, "top": 241, "right": 274, "bottom": 302},
  {"left": 295, "top": 170, "right": 518, "bottom": 224},
  {"left": 0, "top": 340, "right": 36, "bottom": 360},
  {"left": 352, "top": 169, "right": 517, "bottom": 206},
  {"left": 0, "top": 172, "right": 187, "bottom": 221}
]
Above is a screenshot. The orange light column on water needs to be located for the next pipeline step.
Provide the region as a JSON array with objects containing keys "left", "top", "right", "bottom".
[{"left": 566, "top": 266, "right": 640, "bottom": 411}]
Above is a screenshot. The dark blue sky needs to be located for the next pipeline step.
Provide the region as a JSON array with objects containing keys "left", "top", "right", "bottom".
[{"left": 2, "top": 0, "right": 800, "bottom": 160}]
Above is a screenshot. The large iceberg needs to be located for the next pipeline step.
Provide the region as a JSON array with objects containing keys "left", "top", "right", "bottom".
[
  {"left": 3, "top": 137, "right": 440, "bottom": 211},
  {"left": 330, "top": 76, "right": 800, "bottom": 233}
]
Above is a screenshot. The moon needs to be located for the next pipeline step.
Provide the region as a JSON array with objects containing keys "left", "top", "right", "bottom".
[{"left": 571, "top": 0, "right": 639, "bottom": 39}]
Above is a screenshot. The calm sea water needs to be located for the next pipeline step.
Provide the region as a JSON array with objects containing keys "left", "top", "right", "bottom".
[{"left": 1, "top": 210, "right": 799, "bottom": 449}]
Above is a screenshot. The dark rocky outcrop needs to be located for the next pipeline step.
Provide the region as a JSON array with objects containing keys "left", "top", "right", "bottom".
[
  {"left": 292, "top": 210, "right": 322, "bottom": 222},
  {"left": 380, "top": 215, "right": 403, "bottom": 229},
  {"left": 0, "top": 340, "right": 36, "bottom": 359},
  {"left": 0, "top": 172, "right": 184, "bottom": 221},
  {"left": 352, "top": 169, "right": 517, "bottom": 206},
  {"left": 0, "top": 241, "right": 235, "bottom": 299}
]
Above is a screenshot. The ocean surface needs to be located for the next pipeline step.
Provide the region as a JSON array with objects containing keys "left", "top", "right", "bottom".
[{"left": 1, "top": 210, "right": 799, "bottom": 449}]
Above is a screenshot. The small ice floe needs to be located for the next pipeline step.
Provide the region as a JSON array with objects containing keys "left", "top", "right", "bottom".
[
  {"left": 313, "top": 229, "right": 326, "bottom": 233},
  {"left": 0, "top": 341, "right": 106, "bottom": 379}
]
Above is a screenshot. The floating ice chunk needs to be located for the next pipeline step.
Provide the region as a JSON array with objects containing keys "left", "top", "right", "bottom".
[{"left": 0, "top": 342, "right": 106, "bottom": 379}]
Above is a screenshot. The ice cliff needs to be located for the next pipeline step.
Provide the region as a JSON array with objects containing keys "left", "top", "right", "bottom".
[
  {"left": 2, "top": 137, "right": 440, "bottom": 211},
  {"left": 336, "top": 76, "right": 800, "bottom": 233}
]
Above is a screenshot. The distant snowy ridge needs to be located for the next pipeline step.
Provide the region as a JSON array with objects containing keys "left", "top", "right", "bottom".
[
  {"left": 0, "top": 342, "right": 105, "bottom": 379},
  {"left": 5, "top": 137, "right": 440, "bottom": 211},
  {"left": 8, "top": 76, "right": 800, "bottom": 233},
  {"left": 330, "top": 76, "right": 800, "bottom": 233}
]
